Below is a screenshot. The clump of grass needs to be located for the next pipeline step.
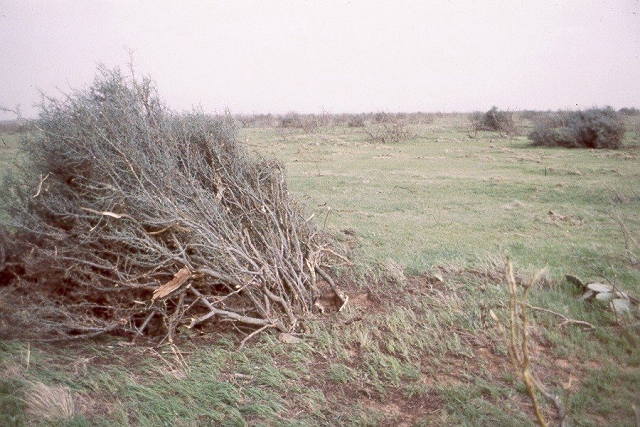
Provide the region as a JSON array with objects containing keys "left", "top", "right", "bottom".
[
  {"left": 25, "top": 381, "right": 75, "bottom": 422},
  {"left": 0, "top": 378, "right": 26, "bottom": 426}
]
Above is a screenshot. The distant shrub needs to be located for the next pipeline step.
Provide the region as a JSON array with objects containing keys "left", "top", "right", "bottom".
[
  {"left": 234, "top": 113, "right": 277, "bottom": 128},
  {"left": 346, "top": 114, "right": 366, "bottom": 128},
  {"left": 528, "top": 107, "right": 626, "bottom": 149},
  {"left": 0, "top": 120, "right": 25, "bottom": 134},
  {"left": 280, "top": 111, "right": 303, "bottom": 129},
  {"left": 618, "top": 107, "right": 640, "bottom": 116},
  {"left": 277, "top": 112, "right": 324, "bottom": 134},
  {"left": 371, "top": 112, "right": 388, "bottom": 124},
  {"left": 364, "top": 113, "right": 414, "bottom": 143},
  {"left": 407, "top": 112, "right": 436, "bottom": 125},
  {"left": 518, "top": 110, "right": 548, "bottom": 121},
  {"left": 471, "top": 107, "right": 516, "bottom": 135}
]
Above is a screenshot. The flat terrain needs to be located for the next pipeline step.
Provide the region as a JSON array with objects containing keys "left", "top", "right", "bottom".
[
  {"left": 1, "top": 115, "right": 639, "bottom": 426},
  {"left": 245, "top": 116, "right": 639, "bottom": 278}
]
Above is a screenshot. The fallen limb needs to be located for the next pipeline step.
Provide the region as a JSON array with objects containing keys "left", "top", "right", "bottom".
[
  {"left": 315, "top": 266, "right": 347, "bottom": 305},
  {"left": 188, "top": 286, "right": 286, "bottom": 331},
  {"left": 526, "top": 303, "right": 595, "bottom": 330},
  {"left": 33, "top": 323, "right": 124, "bottom": 342},
  {"left": 532, "top": 375, "right": 566, "bottom": 426},
  {"left": 32, "top": 173, "right": 50, "bottom": 198},
  {"left": 239, "top": 324, "right": 279, "bottom": 349}
]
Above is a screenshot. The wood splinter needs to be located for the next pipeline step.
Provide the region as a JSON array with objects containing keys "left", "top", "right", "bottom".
[{"left": 152, "top": 267, "right": 191, "bottom": 301}]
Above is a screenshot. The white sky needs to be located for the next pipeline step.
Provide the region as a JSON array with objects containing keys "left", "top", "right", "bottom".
[{"left": 1, "top": 0, "right": 639, "bottom": 120}]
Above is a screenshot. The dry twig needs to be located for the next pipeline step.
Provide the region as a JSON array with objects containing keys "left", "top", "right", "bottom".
[
  {"left": 525, "top": 304, "right": 595, "bottom": 330},
  {"left": 490, "top": 260, "right": 567, "bottom": 427}
]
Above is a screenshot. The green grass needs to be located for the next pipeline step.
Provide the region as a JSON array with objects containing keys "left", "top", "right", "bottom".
[
  {"left": 0, "top": 132, "right": 22, "bottom": 169},
  {"left": 1, "top": 114, "right": 639, "bottom": 425},
  {"left": 244, "top": 118, "right": 639, "bottom": 282}
]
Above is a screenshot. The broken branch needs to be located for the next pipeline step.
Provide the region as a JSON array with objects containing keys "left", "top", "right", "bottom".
[{"left": 526, "top": 303, "right": 595, "bottom": 330}]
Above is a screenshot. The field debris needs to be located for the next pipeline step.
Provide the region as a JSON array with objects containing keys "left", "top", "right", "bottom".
[
  {"left": 0, "top": 66, "right": 346, "bottom": 343},
  {"left": 546, "top": 210, "right": 585, "bottom": 226},
  {"left": 278, "top": 333, "right": 301, "bottom": 344}
]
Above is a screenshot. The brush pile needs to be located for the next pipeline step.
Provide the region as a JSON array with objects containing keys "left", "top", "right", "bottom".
[{"left": 0, "top": 66, "right": 343, "bottom": 342}]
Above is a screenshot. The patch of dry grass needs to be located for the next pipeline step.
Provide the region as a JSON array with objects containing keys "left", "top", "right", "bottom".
[{"left": 25, "top": 381, "right": 75, "bottom": 422}]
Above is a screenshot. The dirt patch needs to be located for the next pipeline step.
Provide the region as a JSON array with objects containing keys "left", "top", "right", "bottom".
[
  {"left": 361, "top": 393, "right": 445, "bottom": 427},
  {"left": 545, "top": 210, "right": 586, "bottom": 226},
  {"left": 347, "top": 291, "right": 376, "bottom": 313},
  {"left": 309, "top": 364, "right": 446, "bottom": 427}
]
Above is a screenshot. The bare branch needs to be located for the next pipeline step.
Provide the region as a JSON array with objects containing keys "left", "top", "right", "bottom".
[
  {"left": 0, "top": 65, "right": 345, "bottom": 343},
  {"left": 525, "top": 303, "right": 595, "bottom": 330}
]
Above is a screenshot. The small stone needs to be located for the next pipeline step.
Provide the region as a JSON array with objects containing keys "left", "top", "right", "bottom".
[
  {"left": 610, "top": 299, "right": 632, "bottom": 315},
  {"left": 278, "top": 333, "right": 301, "bottom": 344},
  {"left": 586, "top": 283, "right": 613, "bottom": 293},
  {"left": 594, "top": 292, "right": 613, "bottom": 301}
]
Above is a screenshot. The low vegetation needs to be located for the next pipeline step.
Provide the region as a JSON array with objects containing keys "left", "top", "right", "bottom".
[
  {"left": 529, "top": 107, "right": 626, "bottom": 149},
  {"left": 1, "top": 87, "right": 639, "bottom": 425},
  {"left": 471, "top": 106, "right": 516, "bottom": 136},
  {"left": 363, "top": 112, "right": 415, "bottom": 144}
]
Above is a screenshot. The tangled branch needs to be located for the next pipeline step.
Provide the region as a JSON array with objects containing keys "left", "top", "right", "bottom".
[{"left": 0, "top": 65, "right": 344, "bottom": 343}]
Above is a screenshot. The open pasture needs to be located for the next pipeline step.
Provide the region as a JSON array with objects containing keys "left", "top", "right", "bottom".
[
  {"left": 0, "top": 114, "right": 638, "bottom": 426},
  {"left": 245, "top": 115, "right": 640, "bottom": 279}
]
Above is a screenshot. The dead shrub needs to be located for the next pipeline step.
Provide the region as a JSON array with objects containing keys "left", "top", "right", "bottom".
[
  {"left": 0, "top": 65, "right": 344, "bottom": 342},
  {"left": 346, "top": 114, "right": 366, "bottom": 128},
  {"left": 364, "top": 113, "right": 415, "bottom": 143},
  {"left": 471, "top": 107, "right": 516, "bottom": 136},
  {"left": 277, "top": 111, "right": 326, "bottom": 134}
]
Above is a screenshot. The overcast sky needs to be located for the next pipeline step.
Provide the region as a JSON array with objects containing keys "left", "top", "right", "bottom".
[{"left": 1, "top": 0, "right": 639, "bottom": 120}]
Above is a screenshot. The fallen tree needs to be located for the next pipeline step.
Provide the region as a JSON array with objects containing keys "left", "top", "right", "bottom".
[{"left": 0, "top": 65, "right": 344, "bottom": 343}]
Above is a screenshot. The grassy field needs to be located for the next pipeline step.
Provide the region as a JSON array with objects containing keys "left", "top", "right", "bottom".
[{"left": 1, "top": 115, "right": 639, "bottom": 426}]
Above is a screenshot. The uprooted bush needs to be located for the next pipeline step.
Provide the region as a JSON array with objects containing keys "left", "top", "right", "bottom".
[
  {"left": 0, "top": 65, "right": 345, "bottom": 342},
  {"left": 471, "top": 107, "right": 516, "bottom": 136},
  {"left": 528, "top": 107, "right": 626, "bottom": 149}
]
